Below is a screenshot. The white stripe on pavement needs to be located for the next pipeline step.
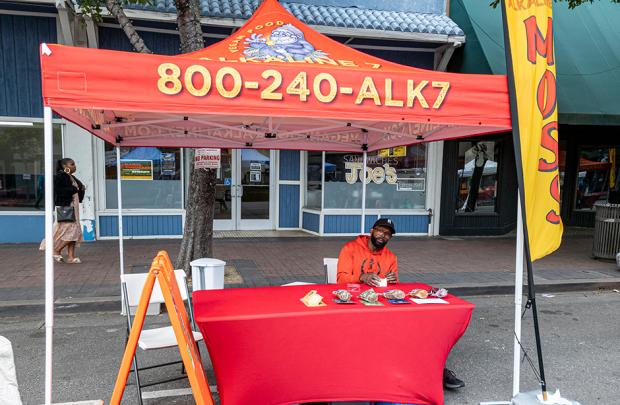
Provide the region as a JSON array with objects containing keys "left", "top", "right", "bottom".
[
  {"left": 141, "top": 386, "right": 218, "bottom": 399},
  {"left": 141, "top": 388, "right": 192, "bottom": 399}
]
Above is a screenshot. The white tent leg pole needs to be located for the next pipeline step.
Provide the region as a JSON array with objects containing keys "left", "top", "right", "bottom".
[
  {"left": 116, "top": 147, "right": 125, "bottom": 310},
  {"left": 43, "top": 106, "right": 54, "bottom": 405},
  {"left": 360, "top": 151, "right": 367, "bottom": 234},
  {"left": 513, "top": 195, "right": 524, "bottom": 396}
]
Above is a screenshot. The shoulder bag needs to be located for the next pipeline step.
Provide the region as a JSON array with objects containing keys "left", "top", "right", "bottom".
[{"left": 56, "top": 206, "right": 76, "bottom": 222}]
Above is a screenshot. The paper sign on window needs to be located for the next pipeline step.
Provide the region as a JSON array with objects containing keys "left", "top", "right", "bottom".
[
  {"left": 194, "top": 148, "right": 221, "bottom": 169},
  {"left": 120, "top": 160, "right": 153, "bottom": 180},
  {"left": 250, "top": 171, "right": 262, "bottom": 183},
  {"left": 397, "top": 178, "right": 425, "bottom": 192},
  {"left": 161, "top": 153, "right": 176, "bottom": 175},
  {"left": 378, "top": 146, "right": 407, "bottom": 158}
]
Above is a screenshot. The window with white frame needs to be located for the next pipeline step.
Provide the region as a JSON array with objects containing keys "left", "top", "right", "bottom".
[
  {"left": 0, "top": 122, "right": 62, "bottom": 211},
  {"left": 104, "top": 145, "right": 183, "bottom": 209},
  {"left": 305, "top": 145, "right": 427, "bottom": 210}
]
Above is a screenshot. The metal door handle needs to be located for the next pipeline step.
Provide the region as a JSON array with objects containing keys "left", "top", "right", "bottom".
[{"left": 238, "top": 185, "right": 243, "bottom": 198}]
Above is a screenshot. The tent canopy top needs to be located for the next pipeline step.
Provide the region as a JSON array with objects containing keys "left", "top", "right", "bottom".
[{"left": 40, "top": 0, "right": 510, "bottom": 152}]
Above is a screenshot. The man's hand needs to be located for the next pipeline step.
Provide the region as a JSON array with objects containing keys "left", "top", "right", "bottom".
[
  {"left": 386, "top": 272, "right": 398, "bottom": 284},
  {"left": 360, "top": 273, "right": 381, "bottom": 287}
]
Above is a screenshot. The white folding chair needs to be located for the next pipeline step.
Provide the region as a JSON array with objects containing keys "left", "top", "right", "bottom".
[
  {"left": 281, "top": 258, "right": 338, "bottom": 286},
  {"left": 121, "top": 270, "right": 203, "bottom": 405},
  {"left": 324, "top": 258, "right": 338, "bottom": 284}
]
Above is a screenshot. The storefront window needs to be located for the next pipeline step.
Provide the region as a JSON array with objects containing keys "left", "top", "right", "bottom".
[
  {"left": 575, "top": 147, "right": 619, "bottom": 210},
  {"left": 0, "top": 123, "right": 62, "bottom": 211},
  {"left": 455, "top": 141, "right": 499, "bottom": 214},
  {"left": 105, "top": 145, "right": 183, "bottom": 209},
  {"left": 305, "top": 152, "right": 322, "bottom": 209},
  {"left": 322, "top": 145, "right": 427, "bottom": 209},
  {"left": 367, "top": 146, "right": 426, "bottom": 209},
  {"left": 324, "top": 152, "right": 362, "bottom": 209}
]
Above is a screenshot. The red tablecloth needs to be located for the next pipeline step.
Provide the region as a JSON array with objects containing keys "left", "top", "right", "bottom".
[{"left": 193, "top": 283, "right": 474, "bottom": 405}]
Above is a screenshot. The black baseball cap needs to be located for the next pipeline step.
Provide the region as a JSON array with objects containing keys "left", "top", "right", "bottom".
[{"left": 372, "top": 218, "right": 396, "bottom": 235}]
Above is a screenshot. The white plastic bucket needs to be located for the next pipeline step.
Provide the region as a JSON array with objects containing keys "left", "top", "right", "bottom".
[{"left": 190, "top": 258, "right": 226, "bottom": 291}]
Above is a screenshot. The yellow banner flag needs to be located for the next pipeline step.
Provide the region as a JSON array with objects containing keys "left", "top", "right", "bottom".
[{"left": 502, "top": 0, "right": 563, "bottom": 261}]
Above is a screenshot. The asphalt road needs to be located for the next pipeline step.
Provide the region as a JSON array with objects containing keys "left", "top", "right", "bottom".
[{"left": 1, "top": 290, "right": 618, "bottom": 405}]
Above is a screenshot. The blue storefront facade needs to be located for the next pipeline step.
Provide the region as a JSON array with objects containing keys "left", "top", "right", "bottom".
[{"left": 0, "top": 0, "right": 466, "bottom": 242}]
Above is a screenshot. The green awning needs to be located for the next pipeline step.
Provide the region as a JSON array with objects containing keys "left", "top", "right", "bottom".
[{"left": 449, "top": 0, "right": 620, "bottom": 125}]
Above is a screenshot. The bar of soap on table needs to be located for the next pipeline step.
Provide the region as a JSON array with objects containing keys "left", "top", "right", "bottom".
[
  {"left": 410, "top": 289, "right": 429, "bottom": 299},
  {"left": 333, "top": 289, "right": 352, "bottom": 302},
  {"left": 301, "top": 290, "right": 325, "bottom": 307},
  {"left": 359, "top": 288, "right": 379, "bottom": 303}
]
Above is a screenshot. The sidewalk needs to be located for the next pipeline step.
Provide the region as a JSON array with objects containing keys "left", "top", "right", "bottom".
[{"left": 1, "top": 228, "right": 619, "bottom": 307}]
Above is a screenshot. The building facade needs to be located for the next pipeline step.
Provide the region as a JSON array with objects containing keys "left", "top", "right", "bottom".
[
  {"left": 442, "top": 0, "right": 620, "bottom": 235},
  {"left": 1, "top": 0, "right": 466, "bottom": 242},
  {"left": 8, "top": 1, "right": 616, "bottom": 243}
]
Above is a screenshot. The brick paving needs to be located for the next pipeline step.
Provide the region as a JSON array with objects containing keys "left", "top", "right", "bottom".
[{"left": 1, "top": 229, "right": 619, "bottom": 302}]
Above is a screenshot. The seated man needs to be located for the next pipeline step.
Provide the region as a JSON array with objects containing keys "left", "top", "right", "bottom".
[
  {"left": 337, "top": 218, "right": 399, "bottom": 286},
  {"left": 337, "top": 218, "right": 465, "bottom": 391}
]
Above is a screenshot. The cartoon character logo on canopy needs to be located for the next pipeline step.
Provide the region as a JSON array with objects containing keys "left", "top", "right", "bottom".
[{"left": 243, "top": 23, "right": 327, "bottom": 61}]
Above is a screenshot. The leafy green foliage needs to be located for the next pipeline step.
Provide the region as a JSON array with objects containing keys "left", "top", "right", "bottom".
[
  {"left": 490, "top": 0, "right": 620, "bottom": 8},
  {"left": 77, "top": 0, "right": 153, "bottom": 22}
]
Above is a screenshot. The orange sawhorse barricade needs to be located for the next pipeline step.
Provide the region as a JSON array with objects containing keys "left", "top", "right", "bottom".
[{"left": 110, "top": 251, "right": 214, "bottom": 405}]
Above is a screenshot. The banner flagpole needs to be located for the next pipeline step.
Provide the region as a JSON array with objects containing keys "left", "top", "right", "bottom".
[
  {"left": 513, "top": 196, "right": 524, "bottom": 397},
  {"left": 522, "top": 221, "right": 548, "bottom": 399},
  {"left": 500, "top": 0, "right": 561, "bottom": 400}
]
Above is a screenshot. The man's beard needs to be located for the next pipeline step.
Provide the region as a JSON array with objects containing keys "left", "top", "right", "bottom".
[{"left": 370, "top": 235, "right": 387, "bottom": 249}]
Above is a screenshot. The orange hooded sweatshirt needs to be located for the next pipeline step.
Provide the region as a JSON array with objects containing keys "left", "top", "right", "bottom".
[{"left": 336, "top": 235, "right": 398, "bottom": 284}]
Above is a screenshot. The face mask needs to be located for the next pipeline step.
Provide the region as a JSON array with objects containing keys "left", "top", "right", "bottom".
[{"left": 370, "top": 234, "right": 387, "bottom": 249}]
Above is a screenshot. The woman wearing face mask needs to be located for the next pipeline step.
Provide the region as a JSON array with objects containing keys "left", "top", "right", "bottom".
[{"left": 40, "top": 158, "right": 85, "bottom": 263}]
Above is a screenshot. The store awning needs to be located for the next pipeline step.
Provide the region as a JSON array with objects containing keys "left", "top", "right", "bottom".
[
  {"left": 41, "top": 0, "right": 510, "bottom": 152},
  {"left": 450, "top": 0, "right": 620, "bottom": 126}
]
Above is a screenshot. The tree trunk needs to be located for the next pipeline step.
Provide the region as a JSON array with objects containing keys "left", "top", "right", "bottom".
[
  {"left": 177, "top": 152, "right": 217, "bottom": 274},
  {"left": 103, "top": 0, "right": 213, "bottom": 275},
  {"left": 104, "top": 0, "right": 151, "bottom": 54},
  {"left": 173, "top": 0, "right": 218, "bottom": 275},
  {"left": 174, "top": 0, "right": 205, "bottom": 53}
]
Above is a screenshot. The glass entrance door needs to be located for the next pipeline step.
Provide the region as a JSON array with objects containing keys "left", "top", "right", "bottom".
[
  {"left": 213, "top": 149, "right": 274, "bottom": 230},
  {"left": 237, "top": 149, "right": 274, "bottom": 230},
  {"left": 213, "top": 148, "right": 235, "bottom": 230}
]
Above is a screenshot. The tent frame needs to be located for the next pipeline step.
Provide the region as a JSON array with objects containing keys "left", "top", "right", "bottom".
[
  {"left": 42, "top": 117, "right": 529, "bottom": 405},
  {"left": 38, "top": 0, "right": 517, "bottom": 400}
]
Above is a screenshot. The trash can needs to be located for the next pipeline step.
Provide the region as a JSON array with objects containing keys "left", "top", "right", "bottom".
[
  {"left": 190, "top": 258, "right": 226, "bottom": 291},
  {"left": 592, "top": 201, "right": 620, "bottom": 259}
]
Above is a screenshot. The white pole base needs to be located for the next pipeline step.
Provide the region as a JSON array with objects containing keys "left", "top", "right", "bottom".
[
  {"left": 482, "top": 390, "right": 582, "bottom": 405},
  {"left": 512, "top": 389, "right": 582, "bottom": 405}
]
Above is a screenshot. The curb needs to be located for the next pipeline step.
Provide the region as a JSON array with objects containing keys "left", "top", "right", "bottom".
[
  {"left": 1, "top": 279, "right": 619, "bottom": 314},
  {"left": 0, "top": 297, "right": 121, "bottom": 317},
  {"left": 445, "top": 278, "right": 620, "bottom": 296}
]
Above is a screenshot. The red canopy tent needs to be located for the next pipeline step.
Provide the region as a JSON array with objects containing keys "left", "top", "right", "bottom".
[
  {"left": 40, "top": 0, "right": 510, "bottom": 152},
  {"left": 38, "top": 0, "right": 511, "bottom": 403}
]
